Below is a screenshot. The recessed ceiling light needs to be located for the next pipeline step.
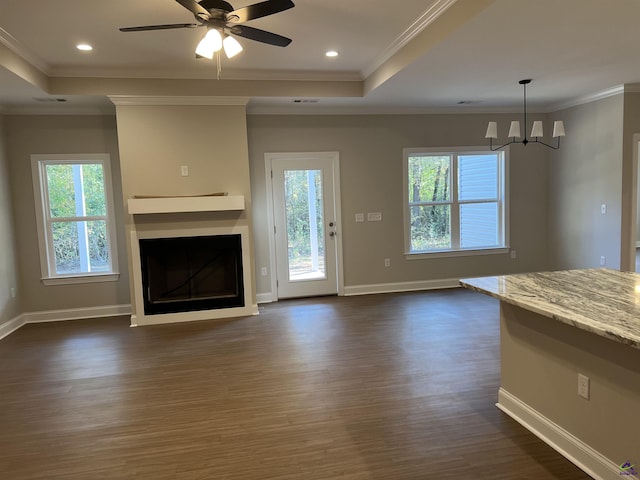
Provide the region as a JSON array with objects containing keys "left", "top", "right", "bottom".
[
  {"left": 76, "top": 43, "right": 93, "bottom": 51},
  {"left": 325, "top": 50, "right": 338, "bottom": 57}
]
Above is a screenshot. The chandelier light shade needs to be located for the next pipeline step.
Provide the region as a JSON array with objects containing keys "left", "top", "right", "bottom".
[
  {"left": 485, "top": 121, "right": 498, "bottom": 139},
  {"left": 553, "top": 120, "right": 565, "bottom": 138},
  {"left": 485, "top": 79, "right": 565, "bottom": 151},
  {"left": 507, "top": 121, "right": 521, "bottom": 139},
  {"left": 531, "top": 121, "right": 544, "bottom": 138}
]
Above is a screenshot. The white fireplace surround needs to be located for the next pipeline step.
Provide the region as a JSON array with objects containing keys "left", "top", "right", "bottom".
[{"left": 128, "top": 195, "right": 257, "bottom": 327}]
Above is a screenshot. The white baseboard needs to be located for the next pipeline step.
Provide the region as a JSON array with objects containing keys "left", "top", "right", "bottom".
[
  {"left": 496, "top": 387, "right": 621, "bottom": 480},
  {"left": 343, "top": 278, "right": 460, "bottom": 296},
  {"left": 0, "top": 314, "right": 27, "bottom": 340},
  {"left": 257, "top": 279, "right": 460, "bottom": 302},
  {"left": 258, "top": 279, "right": 460, "bottom": 301},
  {"left": 0, "top": 304, "right": 132, "bottom": 340},
  {"left": 23, "top": 304, "right": 132, "bottom": 324},
  {"left": 256, "top": 292, "right": 277, "bottom": 304}
]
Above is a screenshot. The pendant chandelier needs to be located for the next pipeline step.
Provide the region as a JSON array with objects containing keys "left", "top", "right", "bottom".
[{"left": 485, "top": 79, "right": 565, "bottom": 151}]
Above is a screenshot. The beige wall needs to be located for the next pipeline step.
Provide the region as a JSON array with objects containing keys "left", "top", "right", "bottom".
[
  {"left": 0, "top": 115, "right": 21, "bottom": 325},
  {"left": 549, "top": 94, "right": 624, "bottom": 270},
  {"left": 500, "top": 302, "right": 640, "bottom": 464},
  {"left": 113, "top": 104, "right": 255, "bottom": 314},
  {"left": 622, "top": 91, "right": 640, "bottom": 270},
  {"left": 248, "top": 113, "right": 552, "bottom": 296},
  {"left": 2, "top": 99, "right": 631, "bottom": 314},
  {"left": 4, "top": 114, "right": 130, "bottom": 313}
]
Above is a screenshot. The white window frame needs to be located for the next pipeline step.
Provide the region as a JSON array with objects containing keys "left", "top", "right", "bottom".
[
  {"left": 31, "top": 154, "right": 120, "bottom": 285},
  {"left": 403, "top": 146, "right": 510, "bottom": 259}
]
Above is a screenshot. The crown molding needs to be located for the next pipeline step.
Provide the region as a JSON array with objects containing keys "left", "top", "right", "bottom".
[
  {"left": 0, "top": 27, "right": 49, "bottom": 74},
  {"left": 108, "top": 95, "right": 250, "bottom": 106},
  {"left": 246, "top": 104, "right": 540, "bottom": 116},
  {"left": 50, "top": 67, "right": 362, "bottom": 83},
  {"left": 549, "top": 85, "right": 624, "bottom": 112},
  {"left": 362, "top": 0, "right": 458, "bottom": 78},
  {"left": 0, "top": 104, "right": 115, "bottom": 115}
]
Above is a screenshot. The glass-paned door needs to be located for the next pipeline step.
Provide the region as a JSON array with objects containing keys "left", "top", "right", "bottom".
[{"left": 271, "top": 155, "right": 339, "bottom": 298}]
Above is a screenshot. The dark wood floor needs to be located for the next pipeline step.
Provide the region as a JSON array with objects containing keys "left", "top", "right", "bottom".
[{"left": 0, "top": 289, "right": 592, "bottom": 480}]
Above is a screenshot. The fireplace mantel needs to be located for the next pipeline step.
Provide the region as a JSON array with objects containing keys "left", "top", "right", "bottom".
[{"left": 127, "top": 195, "right": 245, "bottom": 215}]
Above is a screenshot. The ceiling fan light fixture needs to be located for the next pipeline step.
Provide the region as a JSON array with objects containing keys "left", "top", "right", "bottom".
[
  {"left": 76, "top": 43, "right": 93, "bottom": 51},
  {"left": 120, "top": 0, "right": 295, "bottom": 58},
  {"left": 325, "top": 50, "right": 338, "bottom": 57},
  {"left": 223, "top": 35, "right": 243, "bottom": 58},
  {"left": 195, "top": 28, "right": 223, "bottom": 59}
]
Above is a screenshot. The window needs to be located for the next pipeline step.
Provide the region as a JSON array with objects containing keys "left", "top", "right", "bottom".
[
  {"left": 31, "top": 154, "right": 119, "bottom": 284},
  {"left": 403, "top": 147, "right": 508, "bottom": 256}
]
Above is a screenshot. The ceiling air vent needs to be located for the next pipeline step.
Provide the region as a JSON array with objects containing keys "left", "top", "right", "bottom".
[{"left": 33, "top": 97, "right": 68, "bottom": 103}]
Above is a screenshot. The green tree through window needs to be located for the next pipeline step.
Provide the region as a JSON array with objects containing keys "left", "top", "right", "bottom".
[
  {"left": 408, "top": 155, "right": 451, "bottom": 250},
  {"left": 32, "top": 154, "right": 118, "bottom": 282},
  {"left": 404, "top": 148, "right": 506, "bottom": 254},
  {"left": 45, "top": 163, "right": 110, "bottom": 274}
]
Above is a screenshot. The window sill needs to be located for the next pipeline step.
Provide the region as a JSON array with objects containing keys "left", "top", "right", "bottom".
[
  {"left": 405, "top": 247, "right": 509, "bottom": 260},
  {"left": 42, "top": 273, "right": 120, "bottom": 286}
]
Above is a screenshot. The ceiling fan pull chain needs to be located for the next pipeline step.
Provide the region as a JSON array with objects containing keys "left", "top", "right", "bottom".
[{"left": 217, "top": 50, "right": 222, "bottom": 80}]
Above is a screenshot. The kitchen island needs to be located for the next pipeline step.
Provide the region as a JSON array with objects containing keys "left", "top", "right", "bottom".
[{"left": 461, "top": 269, "right": 640, "bottom": 480}]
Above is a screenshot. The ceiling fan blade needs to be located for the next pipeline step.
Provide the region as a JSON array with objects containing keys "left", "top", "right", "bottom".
[
  {"left": 120, "top": 23, "right": 200, "bottom": 32},
  {"left": 229, "top": 25, "right": 291, "bottom": 47},
  {"left": 175, "top": 0, "right": 211, "bottom": 18},
  {"left": 228, "top": 0, "right": 294, "bottom": 23}
]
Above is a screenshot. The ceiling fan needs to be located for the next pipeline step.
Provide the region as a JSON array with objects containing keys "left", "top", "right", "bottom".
[{"left": 120, "top": 0, "right": 294, "bottom": 59}]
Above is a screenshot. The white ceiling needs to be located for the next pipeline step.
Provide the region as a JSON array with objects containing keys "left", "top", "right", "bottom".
[{"left": 2, "top": 0, "right": 640, "bottom": 114}]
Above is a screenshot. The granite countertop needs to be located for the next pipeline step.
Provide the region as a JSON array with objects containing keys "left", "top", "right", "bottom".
[{"left": 460, "top": 268, "right": 640, "bottom": 350}]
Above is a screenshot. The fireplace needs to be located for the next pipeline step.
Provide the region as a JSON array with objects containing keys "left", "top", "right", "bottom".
[
  {"left": 127, "top": 195, "right": 256, "bottom": 326},
  {"left": 139, "top": 234, "right": 244, "bottom": 315}
]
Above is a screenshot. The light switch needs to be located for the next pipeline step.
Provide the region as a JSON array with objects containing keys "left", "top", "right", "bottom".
[
  {"left": 181, "top": 165, "right": 189, "bottom": 177},
  {"left": 355, "top": 213, "right": 365, "bottom": 223}
]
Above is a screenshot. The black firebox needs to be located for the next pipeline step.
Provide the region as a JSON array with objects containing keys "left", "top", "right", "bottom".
[{"left": 139, "top": 234, "right": 244, "bottom": 315}]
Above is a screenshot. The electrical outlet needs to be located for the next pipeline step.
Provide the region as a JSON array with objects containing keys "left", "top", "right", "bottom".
[
  {"left": 384, "top": 258, "right": 391, "bottom": 267},
  {"left": 367, "top": 212, "right": 382, "bottom": 222},
  {"left": 355, "top": 213, "right": 364, "bottom": 223},
  {"left": 260, "top": 267, "right": 267, "bottom": 276},
  {"left": 510, "top": 250, "right": 517, "bottom": 259},
  {"left": 600, "top": 256, "right": 606, "bottom": 266},
  {"left": 578, "top": 373, "right": 590, "bottom": 400}
]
